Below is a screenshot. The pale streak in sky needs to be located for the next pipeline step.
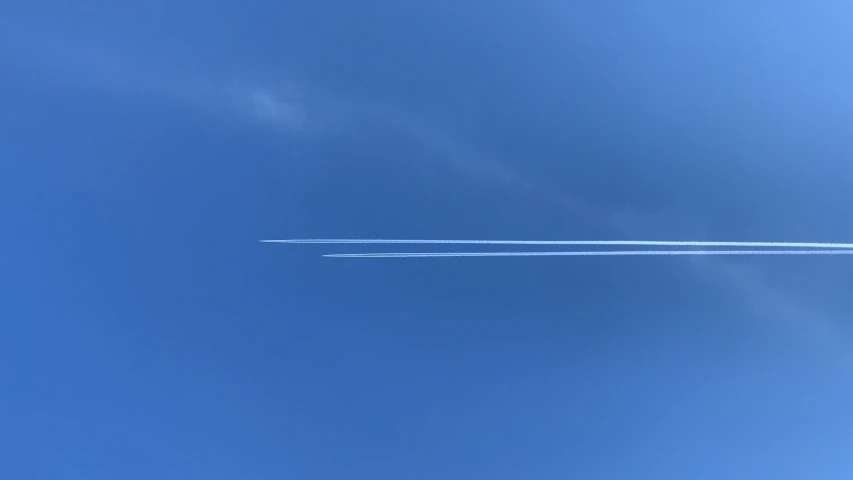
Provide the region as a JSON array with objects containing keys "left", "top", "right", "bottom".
[
  {"left": 322, "top": 249, "right": 853, "bottom": 258},
  {"left": 261, "top": 239, "right": 853, "bottom": 249}
]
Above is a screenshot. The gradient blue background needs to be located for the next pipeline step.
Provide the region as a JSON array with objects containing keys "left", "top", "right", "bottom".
[{"left": 2, "top": 1, "right": 853, "bottom": 478}]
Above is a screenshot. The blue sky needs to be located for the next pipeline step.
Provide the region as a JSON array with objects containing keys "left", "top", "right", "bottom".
[{"left": 2, "top": 1, "right": 853, "bottom": 478}]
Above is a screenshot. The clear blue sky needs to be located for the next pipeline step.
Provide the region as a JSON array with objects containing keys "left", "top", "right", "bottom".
[{"left": 2, "top": 1, "right": 853, "bottom": 478}]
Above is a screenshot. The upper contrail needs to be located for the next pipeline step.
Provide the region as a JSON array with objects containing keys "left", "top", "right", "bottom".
[
  {"left": 324, "top": 249, "right": 853, "bottom": 258},
  {"left": 261, "top": 239, "right": 853, "bottom": 249}
]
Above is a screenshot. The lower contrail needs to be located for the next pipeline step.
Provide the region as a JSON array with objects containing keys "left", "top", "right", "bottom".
[
  {"left": 261, "top": 239, "right": 853, "bottom": 249},
  {"left": 323, "top": 249, "right": 853, "bottom": 258}
]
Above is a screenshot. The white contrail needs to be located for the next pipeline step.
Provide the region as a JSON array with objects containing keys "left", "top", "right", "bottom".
[
  {"left": 261, "top": 239, "right": 853, "bottom": 249},
  {"left": 324, "top": 249, "right": 853, "bottom": 258}
]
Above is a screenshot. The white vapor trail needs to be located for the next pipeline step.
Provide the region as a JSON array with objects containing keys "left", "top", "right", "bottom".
[
  {"left": 261, "top": 239, "right": 853, "bottom": 249},
  {"left": 324, "top": 250, "right": 853, "bottom": 258}
]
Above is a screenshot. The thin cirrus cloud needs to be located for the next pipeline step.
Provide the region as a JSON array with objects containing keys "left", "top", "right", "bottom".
[
  {"left": 0, "top": 20, "right": 311, "bottom": 135},
  {"left": 1, "top": 21, "right": 574, "bottom": 204}
]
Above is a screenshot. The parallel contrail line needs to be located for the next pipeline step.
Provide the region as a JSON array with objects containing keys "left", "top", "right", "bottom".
[
  {"left": 323, "top": 249, "right": 853, "bottom": 258},
  {"left": 261, "top": 239, "right": 853, "bottom": 249}
]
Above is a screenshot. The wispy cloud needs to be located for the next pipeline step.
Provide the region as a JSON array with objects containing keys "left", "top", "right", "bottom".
[
  {"left": 706, "top": 258, "right": 853, "bottom": 374},
  {"left": 2, "top": 23, "right": 585, "bottom": 208},
  {"left": 246, "top": 89, "right": 306, "bottom": 132}
]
